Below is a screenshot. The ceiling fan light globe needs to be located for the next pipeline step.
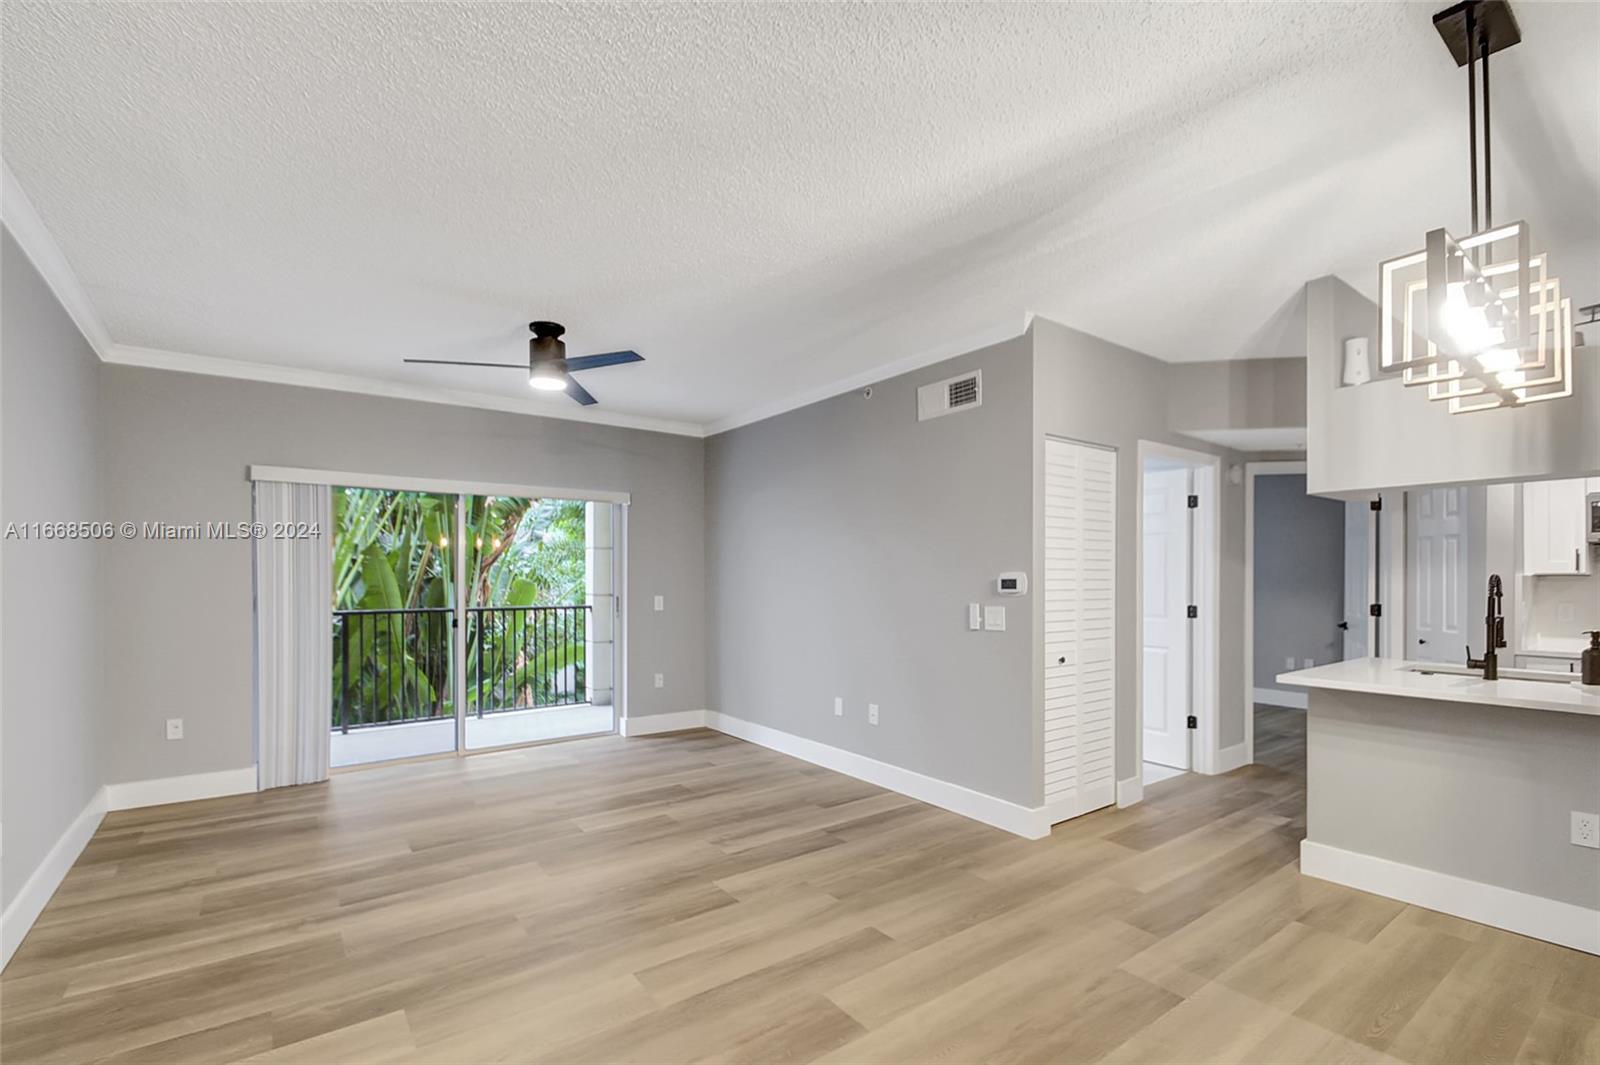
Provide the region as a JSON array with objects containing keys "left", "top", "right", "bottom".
[{"left": 529, "top": 369, "right": 567, "bottom": 392}]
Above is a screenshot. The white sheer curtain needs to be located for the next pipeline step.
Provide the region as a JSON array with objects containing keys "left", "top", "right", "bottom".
[{"left": 253, "top": 480, "right": 332, "bottom": 789}]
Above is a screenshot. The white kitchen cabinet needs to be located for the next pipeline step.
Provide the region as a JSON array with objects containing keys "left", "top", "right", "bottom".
[{"left": 1522, "top": 478, "right": 1594, "bottom": 576}]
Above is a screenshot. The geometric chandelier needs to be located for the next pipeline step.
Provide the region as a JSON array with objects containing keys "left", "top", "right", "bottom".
[{"left": 1377, "top": 0, "right": 1574, "bottom": 413}]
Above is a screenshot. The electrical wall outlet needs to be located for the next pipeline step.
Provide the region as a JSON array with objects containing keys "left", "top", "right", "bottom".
[
  {"left": 653, "top": 673, "right": 664, "bottom": 689},
  {"left": 165, "top": 718, "right": 184, "bottom": 740},
  {"left": 833, "top": 696, "right": 843, "bottom": 717},
  {"left": 653, "top": 595, "right": 664, "bottom": 612},
  {"left": 1302, "top": 657, "right": 1314, "bottom": 669},
  {"left": 868, "top": 703, "right": 880, "bottom": 726},
  {"left": 1573, "top": 812, "right": 1600, "bottom": 849},
  {"left": 1285, "top": 657, "right": 1296, "bottom": 671}
]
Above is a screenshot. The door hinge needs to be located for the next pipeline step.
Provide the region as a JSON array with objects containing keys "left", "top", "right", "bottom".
[
  {"left": 451, "top": 616, "right": 459, "bottom": 630},
  {"left": 1370, "top": 498, "right": 1382, "bottom": 512},
  {"left": 1186, "top": 604, "right": 1199, "bottom": 619},
  {"left": 1369, "top": 603, "right": 1382, "bottom": 617},
  {"left": 1186, "top": 715, "right": 1198, "bottom": 729},
  {"left": 1187, "top": 494, "right": 1199, "bottom": 509}
]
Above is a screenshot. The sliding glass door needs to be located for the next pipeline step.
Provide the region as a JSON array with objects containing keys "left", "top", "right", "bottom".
[
  {"left": 462, "top": 495, "right": 613, "bottom": 750},
  {"left": 330, "top": 486, "right": 616, "bottom": 768},
  {"left": 330, "top": 488, "right": 459, "bottom": 767}
]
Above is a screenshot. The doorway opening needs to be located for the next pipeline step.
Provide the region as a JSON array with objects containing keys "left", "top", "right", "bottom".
[
  {"left": 1135, "top": 442, "right": 1220, "bottom": 791},
  {"left": 1244, "top": 463, "right": 1390, "bottom": 764},
  {"left": 330, "top": 486, "right": 618, "bottom": 768}
]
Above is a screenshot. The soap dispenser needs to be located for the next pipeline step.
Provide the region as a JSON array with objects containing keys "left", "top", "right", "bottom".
[{"left": 1583, "top": 631, "right": 1600, "bottom": 687}]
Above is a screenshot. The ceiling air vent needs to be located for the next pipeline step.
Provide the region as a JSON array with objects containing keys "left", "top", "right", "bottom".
[{"left": 917, "top": 370, "right": 983, "bottom": 422}]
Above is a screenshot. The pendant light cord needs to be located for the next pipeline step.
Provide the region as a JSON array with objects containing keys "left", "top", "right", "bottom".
[
  {"left": 1466, "top": 3, "right": 1479, "bottom": 235},
  {"left": 1481, "top": 22, "right": 1492, "bottom": 229}
]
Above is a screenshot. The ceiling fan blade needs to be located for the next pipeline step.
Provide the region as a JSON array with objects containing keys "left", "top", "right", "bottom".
[
  {"left": 564, "top": 376, "right": 599, "bottom": 406},
  {"left": 403, "top": 358, "right": 527, "bottom": 368},
  {"left": 564, "top": 350, "right": 644, "bottom": 372}
]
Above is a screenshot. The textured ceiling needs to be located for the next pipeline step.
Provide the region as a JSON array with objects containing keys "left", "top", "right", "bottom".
[{"left": 3, "top": 1, "right": 1597, "bottom": 431}]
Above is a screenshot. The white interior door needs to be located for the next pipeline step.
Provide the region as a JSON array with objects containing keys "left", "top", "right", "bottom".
[
  {"left": 1043, "top": 438, "right": 1117, "bottom": 824},
  {"left": 1141, "top": 466, "right": 1190, "bottom": 770},
  {"left": 1407, "top": 486, "right": 1468, "bottom": 664}
]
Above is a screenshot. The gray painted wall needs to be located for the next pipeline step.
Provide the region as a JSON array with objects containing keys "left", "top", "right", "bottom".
[
  {"left": 705, "top": 336, "right": 1037, "bottom": 805},
  {"left": 1, "top": 230, "right": 103, "bottom": 907},
  {"left": 1167, "top": 357, "right": 1306, "bottom": 436},
  {"left": 1031, "top": 318, "right": 1251, "bottom": 782},
  {"left": 1306, "top": 276, "right": 1600, "bottom": 496},
  {"left": 1308, "top": 688, "right": 1600, "bottom": 909},
  {"left": 96, "top": 366, "right": 707, "bottom": 785},
  {"left": 1252, "top": 474, "right": 1345, "bottom": 690}
]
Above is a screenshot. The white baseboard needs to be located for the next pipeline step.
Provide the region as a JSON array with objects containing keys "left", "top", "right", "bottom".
[
  {"left": 1211, "top": 742, "right": 1250, "bottom": 774},
  {"left": 104, "top": 766, "right": 257, "bottom": 811},
  {"left": 704, "top": 712, "right": 1048, "bottom": 839},
  {"left": 1301, "top": 840, "right": 1600, "bottom": 956},
  {"left": 1253, "top": 686, "right": 1308, "bottom": 710},
  {"left": 1116, "top": 775, "right": 1144, "bottom": 807},
  {"left": 2, "top": 787, "right": 107, "bottom": 971},
  {"left": 619, "top": 710, "right": 710, "bottom": 736}
]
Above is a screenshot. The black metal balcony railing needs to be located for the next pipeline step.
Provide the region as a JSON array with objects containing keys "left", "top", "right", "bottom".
[
  {"left": 467, "top": 605, "right": 588, "bottom": 716},
  {"left": 332, "top": 604, "right": 589, "bottom": 733},
  {"left": 333, "top": 607, "right": 453, "bottom": 732}
]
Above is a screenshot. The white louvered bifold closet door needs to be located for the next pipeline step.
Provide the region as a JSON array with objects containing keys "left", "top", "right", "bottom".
[{"left": 1043, "top": 437, "right": 1117, "bottom": 822}]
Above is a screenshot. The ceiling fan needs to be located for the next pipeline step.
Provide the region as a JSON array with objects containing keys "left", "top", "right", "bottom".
[{"left": 404, "top": 321, "right": 643, "bottom": 406}]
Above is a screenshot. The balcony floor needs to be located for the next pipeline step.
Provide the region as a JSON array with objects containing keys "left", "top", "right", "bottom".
[{"left": 331, "top": 703, "right": 613, "bottom": 766}]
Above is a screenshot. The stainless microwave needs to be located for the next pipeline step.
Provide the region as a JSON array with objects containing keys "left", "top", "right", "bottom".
[{"left": 1589, "top": 491, "right": 1600, "bottom": 544}]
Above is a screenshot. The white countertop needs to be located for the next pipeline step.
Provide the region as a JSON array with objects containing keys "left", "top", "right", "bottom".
[{"left": 1277, "top": 658, "right": 1600, "bottom": 717}]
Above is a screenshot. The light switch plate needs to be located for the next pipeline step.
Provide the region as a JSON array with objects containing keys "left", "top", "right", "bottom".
[
  {"left": 968, "top": 603, "right": 982, "bottom": 631},
  {"left": 165, "top": 718, "right": 184, "bottom": 740},
  {"left": 653, "top": 673, "right": 664, "bottom": 689},
  {"left": 1302, "top": 658, "right": 1314, "bottom": 669},
  {"left": 868, "top": 703, "right": 879, "bottom": 725},
  {"left": 984, "top": 605, "right": 1006, "bottom": 632},
  {"left": 833, "top": 696, "right": 843, "bottom": 717},
  {"left": 653, "top": 595, "right": 664, "bottom": 612}
]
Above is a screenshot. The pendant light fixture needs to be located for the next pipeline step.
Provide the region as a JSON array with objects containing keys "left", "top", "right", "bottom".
[{"left": 1377, "top": 0, "right": 1575, "bottom": 413}]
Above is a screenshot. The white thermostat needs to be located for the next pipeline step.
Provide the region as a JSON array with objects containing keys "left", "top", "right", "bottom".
[{"left": 996, "top": 572, "right": 1028, "bottom": 596}]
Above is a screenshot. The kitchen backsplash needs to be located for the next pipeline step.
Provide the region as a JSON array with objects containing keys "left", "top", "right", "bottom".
[{"left": 1524, "top": 560, "right": 1600, "bottom": 651}]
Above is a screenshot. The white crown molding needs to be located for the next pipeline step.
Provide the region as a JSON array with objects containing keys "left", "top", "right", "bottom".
[
  {"left": 1, "top": 159, "right": 114, "bottom": 359},
  {"left": 703, "top": 315, "right": 1032, "bottom": 437},
  {"left": 104, "top": 343, "right": 707, "bottom": 437}
]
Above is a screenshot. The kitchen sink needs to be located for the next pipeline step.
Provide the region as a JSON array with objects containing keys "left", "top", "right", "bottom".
[{"left": 1405, "top": 662, "right": 1577, "bottom": 684}]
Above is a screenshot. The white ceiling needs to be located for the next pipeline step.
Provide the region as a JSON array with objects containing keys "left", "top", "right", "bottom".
[{"left": 3, "top": 2, "right": 1597, "bottom": 434}]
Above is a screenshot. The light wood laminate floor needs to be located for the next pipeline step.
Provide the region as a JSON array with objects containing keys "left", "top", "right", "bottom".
[{"left": 4, "top": 707, "right": 1597, "bottom": 1064}]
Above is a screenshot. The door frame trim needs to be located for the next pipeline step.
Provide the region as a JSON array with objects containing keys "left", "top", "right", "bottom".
[{"left": 1136, "top": 441, "right": 1222, "bottom": 778}]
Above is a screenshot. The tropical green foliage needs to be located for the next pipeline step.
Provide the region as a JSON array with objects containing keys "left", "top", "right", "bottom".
[{"left": 331, "top": 489, "right": 589, "bottom": 730}]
